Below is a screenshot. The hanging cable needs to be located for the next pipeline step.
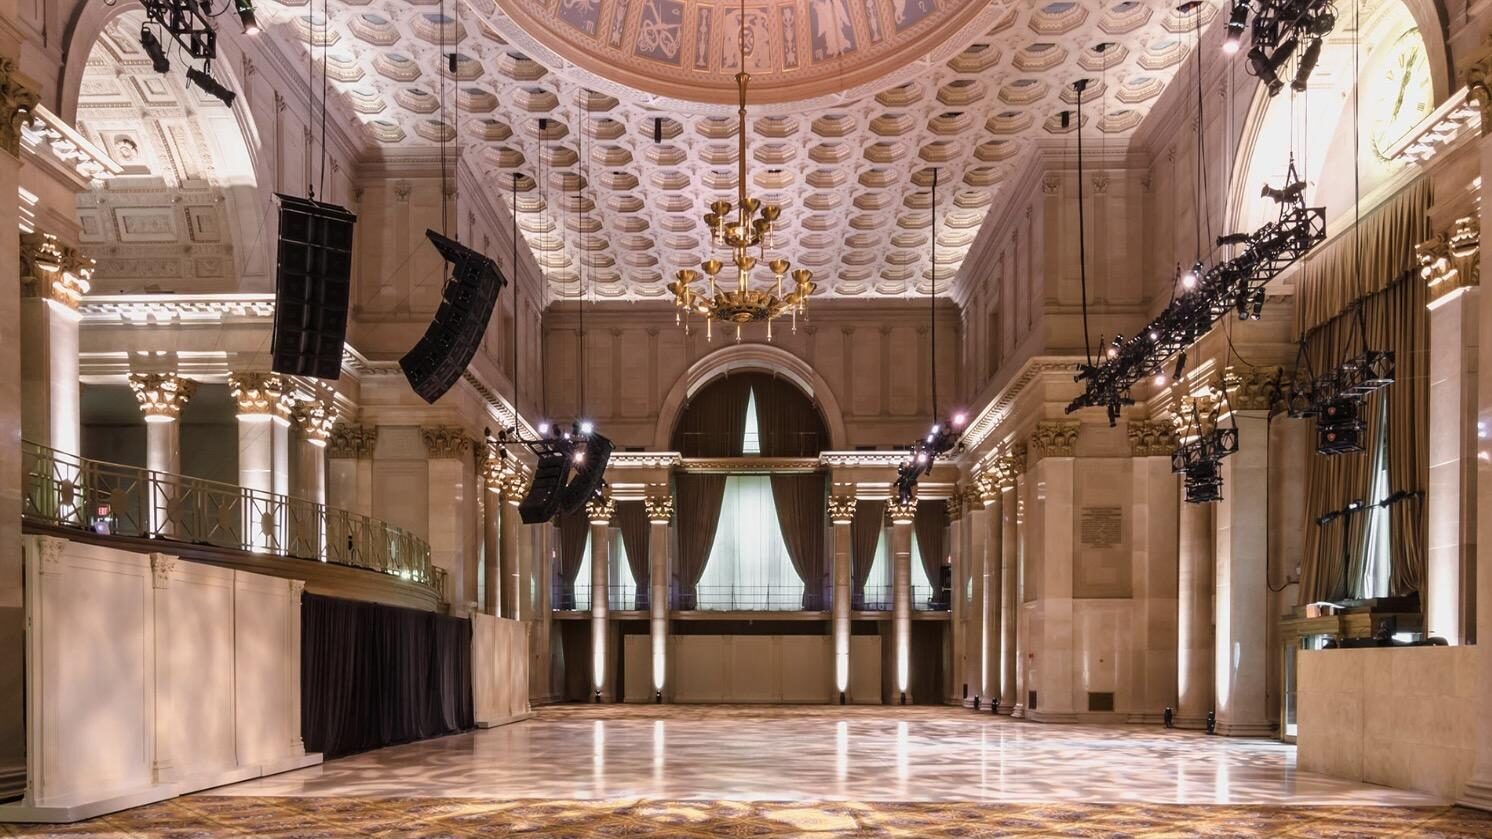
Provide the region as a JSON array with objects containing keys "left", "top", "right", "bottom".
[
  {"left": 929, "top": 167, "right": 938, "bottom": 421},
  {"left": 1074, "top": 78, "right": 1094, "bottom": 369},
  {"left": 1193, "top": 3, "right": 1213, "bottom": 260},
  {"left": 512, "top": 171, "right": 521, "bottom": 421},
  {"left": 438, "top": 0, "right": 449, "bottom": 240},
  {"left": 318, "top": 0, "right": 329, "bottom": 201}
]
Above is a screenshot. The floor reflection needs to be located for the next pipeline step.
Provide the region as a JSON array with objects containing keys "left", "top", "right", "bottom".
[{"left": 217, "top": 705, "right": 1443, "bottom": 806}]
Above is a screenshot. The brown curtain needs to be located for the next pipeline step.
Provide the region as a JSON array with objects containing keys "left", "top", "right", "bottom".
[
  {"left": 674, "top": 473, "right": 726, "bottom": 601},
  {"left": 671, "top": 374, "right": 755, "bottom": 457},
  {"left": 914, "top": 500, "right": 947, "bottom": 586},
  {"left": 557, "top": 507, "right": 590, "bottom": 610},
  {"left": 1295, "top": 178, "right": 1431, "bottom": 334},
  {"left": 616, "top": 501, "right": 650, "bottom": 608},
  {"left": 1298, "top": 270, "right": 1427, "bottom": 603},
  {"left": 753, "top": 374, "right": 828, "bottom": 456},
  {"left": 852, "top": 500, "right": 886, "bottom": 598},
  {"left": 770, "top": 473, "right": 827, "bottom": 607}
]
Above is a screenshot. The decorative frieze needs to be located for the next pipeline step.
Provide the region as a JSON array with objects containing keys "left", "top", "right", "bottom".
[
  {"left": 645, "top": 494, "right": 675, "bottom": 524},
  {"left": 20, "top": 232, "right": 92, "bottom": 308},
  {"left": 327, "top": 423, "right": 377, "bottom": 459},
  {"left": 128, "top": 372, "right": 196, "bottom": 422},
  {"left": 887, "top": 497, "right": 918, "bottom": 523},
  {"left": 295, "top": 399, "right": 337, "bottom": 447},
  {"left": 827, "top": 494, "right": 857, "bottom": 524},
  {"left": 1420, "top": 216, "right": 1480, "bottom": 305},
  {"left": 586, "top": 495, "right": 616, "bottom": 525},
  {"left": 1127, "top": 420, "right": 1177, "bottom": 458},
  {"left": 229, "top": 372, "right": 292, "bottom": 419},
  {"left": 1028, "top": 420, "right": 1080, "bottom": 462},
  {"left": 422, "top": 426, "right": 473, "bottom": 459},
  {"left": 1221, "top": 366, "right": 1281, "bottom": 412},
  {"left": 0, "top": 57, "right": 40, "bottom": 157}
]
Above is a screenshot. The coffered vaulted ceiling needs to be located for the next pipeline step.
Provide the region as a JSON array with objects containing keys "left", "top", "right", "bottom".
[{"left": 259, "top": 0, "right": 1216, "bottom": 301}]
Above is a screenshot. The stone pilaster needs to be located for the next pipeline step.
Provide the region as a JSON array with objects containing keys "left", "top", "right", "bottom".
[
  {"left": 423, "top": 426, "right": 477, "bottom": 612},
  {"left": 888, "top": 497, "right": 916, "bottom": 704},
  {"left": 828, "top": 493, "right": 855, "bottom": 701},
  {"left": 20, "top": 232, "right": 89, "bottom": 456},
  {"left": 587, "top": 495, "right": 615, "bottom": 701},
  {"left": 327, "top": 422, "right": 376, "bottom": 518},
  {"left": 646, "top": 492, "right": 673, "bottom": 700}
]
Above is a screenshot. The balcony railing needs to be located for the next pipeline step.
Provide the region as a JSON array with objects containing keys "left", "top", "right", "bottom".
[
  {"left": 678, "top": 585, "right": 824, "bottom": 611},
  {"left": 853, "top": 584, "right": 943, "bottom": 611},
  {"left": 551, "top": 582, "right": 944, "bottom": 613},
  {"left": 21, "top": 441, "right": 443, "bottom": 598},
  {"left": 554, "top": 584, "right": 651, "bottom": 611}
]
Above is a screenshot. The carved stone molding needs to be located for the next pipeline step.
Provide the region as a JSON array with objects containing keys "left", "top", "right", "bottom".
[
  {"left": 1463, "top": 41, "right": 1492, "bottom": 137},
  {"left": 1420, "top": 215, "right": 1480, "bottom": 305},
  {"left": 586, "top": 495, "right": 616, "bottom": 524},
  {"left": 827, "top": 494, "right": 857, "bottom": 524},
  {"left": 229, "top": 372, "right": 292, "bottom": 419},
  {"left": 150, "top": 553, "right": 176, "bottom": 589},
  {"left": 422, "top": 426, "right": 473, "bottom": 459},
  {"left": 1222, "top": 366, "right": 1281, "bottom": 412},
  {"left": 945, "top": 489, "right": 964, "bottom": 522},
  {"left": 20, "top": 232, "right": 93, "bottom": 308},
  {"left": 1028, "top": 420, "right": 1080, "bottom": 461},
  {"left": 327, "top": 423, "right": 377, "bottom": 459},
  {"left": 645, "top": 494, "right": 675, "bottom": 524},
  {"left": 1127, "top": 420, "right": 1177, "bottom": 458},
  {"left": 289, "top": 579, "right": 306, "bottom": 604},
  {"left": 37, "top": 536, "right": 66, "bottom": 574},
  {"left": 499, "top": 471, "right": 528, "bottom": 504},
  {"left": 0, "top": 58, "right": 39, "bottom": 157},
  {"left": 295, "top": 399, "right": 338, "bottom": 447},
  {"left": 887, "top": 497, "right": 918, "bottom": 523},
  {"left": 129, "top": 373, "right": 196, "bottom": 422},
  {"left": 973, "top": 473, "right": 1000, "bottom": 506}
]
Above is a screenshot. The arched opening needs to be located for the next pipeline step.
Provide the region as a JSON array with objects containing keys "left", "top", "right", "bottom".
[
  {"left": 72, "top": 9, "right": 267, "bottom": 294},
  {"left": 670, "top": 371, "right": 830, "bottom": 458}
]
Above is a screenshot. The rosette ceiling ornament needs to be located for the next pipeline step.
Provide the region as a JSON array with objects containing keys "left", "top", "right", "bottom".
[{"left": 668, "top": 0, "right": 814, "bottom": 341}]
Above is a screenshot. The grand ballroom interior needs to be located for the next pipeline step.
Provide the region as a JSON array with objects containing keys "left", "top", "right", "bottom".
[{"left": 5, "top": 0, "right": 1492, "bottom": 836}]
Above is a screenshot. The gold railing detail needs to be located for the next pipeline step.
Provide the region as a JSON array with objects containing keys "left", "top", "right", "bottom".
[{"left": 21, "top": 441, "right": 443, "bottom": 598}]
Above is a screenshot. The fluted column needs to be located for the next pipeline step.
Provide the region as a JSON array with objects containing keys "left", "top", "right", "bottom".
[
  {"left": 1177, "top": 494, "right": 1214, "bottom": 729},
  {"left": 500, "top": 472, "right": 524, "bottom": 619},
  {"left": 998, "top": 455, "right": 1022, "bottom": 714},
  {"left": 962, "top": 494, "right": 987, "bottom": 708},
  {"left": 423, "top": 426, "right": 477, "bottom": 612},
  {"left": 588, "top": 495, "right": 615, "bottom": 701},
  {"left": 20, "top": 232, "right": 88, "bottom": 456},
  {"left": 129, "top": 372, "right": 195, "bottom": 535},
  {"left": 945, "top": 490, "right": 965, "bottom": 704},
  {"left": 889, "top": 497, "right": 917, "bottom": 704},
  {"left": 828, "top": 494, "right": 855, "bottom": 702},
  {"left": 647, "top": 492, "right": 673, "bottom": 701},
  {"left": 230, "top": 372, "right": 291, "bottom": 552},
  {"left": 980, "top": 478, "right": 1003, "bottom": 711}
]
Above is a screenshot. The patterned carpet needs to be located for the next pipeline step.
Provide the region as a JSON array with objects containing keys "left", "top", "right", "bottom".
[{"left": 4, "top": 796, "right": 1492, "bottom": 837}]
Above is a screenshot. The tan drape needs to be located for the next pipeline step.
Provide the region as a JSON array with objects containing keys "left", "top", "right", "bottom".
[
  {"left": 557, "top": 506, "right": 590, "bottom": 590},
  {"left": 674, "top": 473, "right": 726, "bottom": 601},
  {"left": 671, "top": 374, "right": 754, "bottom": 457},
  {"left": 770, "top": 473, "right": 827, "bottom": 607},
  {"left": 753, "top": 374, "right": 829, "bottom": 456},
  {"left": 1298, "top": 270, "right": 1427, "bottom": 603}
]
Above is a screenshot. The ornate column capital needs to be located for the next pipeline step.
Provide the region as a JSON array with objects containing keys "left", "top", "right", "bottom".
[
  {"left": 20, "top": 232, "right": 92, "bottom": 308},
  {"left": 945, "top": 489, "right": 965, "bottom": 522},
  {"left": 295, "top": 399, "right": 337, "bottom": 447},
  {"left": 887, "top": 497, "right": 918, "bottom": 524},
  {"left": 586, "top": 495, "right": 616, "bottom": 525},
  {"left": 1221, "top": 365, "right": 1281, "bottom": 412},
  {"left": 149, "top": 553, "right": 176, "bottom": 589},
  {"left": 421, "top": 425, "right": 473, "bottom": 459},
  {"left": 1463, "top": 40, "right": 1492, "bottom": 137},
  {"left": 37, "top": 536, "right": 66, "bottom": 574},
  {"left": 229, "top": 372, "right": 292, "bottom": 419},
  {"left": 327, "top": 422, "right": 377, "bottom": 458},
  {"left": 499, "top": 470, "right": 528, "bottom": 504},
  {"left": 1420, "top": 216, "right": 1480, "bottom": 305},
  {"left": 129, "top": 372, "right": 196, "bottom": 422},
  {"left": 0, "top": 58, "right": 39, "bottom": 157},
  {"left": 973, "top": 473, "right": 1000, "bottom": 507},
  {"left": 645, "top": 494, "right": 675, "bottom": 524},
  {"left": 827, "top": 494, "right": 857, "bottom": 524},
  {"left": 1127, "top": 420, "right": 1177, "bottom": 458},
  {"left": 289, "top": 578, "right": 306, "bottom": 604},
  {"left": 1028, "top": 420, "right": 1080, "bottom": 462}
]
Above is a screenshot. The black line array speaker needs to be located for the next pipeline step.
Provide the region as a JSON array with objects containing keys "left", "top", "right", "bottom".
[
  {"left": 271, "top": 194, "right": 356, "bottom": 380},
  {"left": 558, "top": 432, "right": 614, "bottom": 515},
  {"left": 400, "top": 230, "right": 508, "bottom": 403}
]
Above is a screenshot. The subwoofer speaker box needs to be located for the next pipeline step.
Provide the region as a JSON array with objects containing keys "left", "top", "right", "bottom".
[
  {"left": 558, "top": 432, "right": 615, "bottom": 515},
  {"left": 271, "top": 194, "right": 357, "bottom": 380},
  {"left": 520, "top": 447, "right": 573, "bottom": 525},
  {"left": 400, "top": 230, "right": 508, "bottom": 403}
]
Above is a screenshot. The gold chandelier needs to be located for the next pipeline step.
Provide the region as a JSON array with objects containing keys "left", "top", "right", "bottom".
[{"left": 668, "top": 0, "right": 814, "bottom": 342}]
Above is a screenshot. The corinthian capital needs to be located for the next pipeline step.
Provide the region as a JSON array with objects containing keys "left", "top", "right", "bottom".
[
  {"left": 0, "top": 58, "right": 39, "bottom": 157},
  {"left": 645, "top": 494, "right": 675, "bottom": 523},
  {"left": 129, "top": 373, "right": 196, "bottom": 422},
  {"left": 827, "top": 494, "right": 856, "bottom": 524},
  {"left": 229, "top": 372, "right": 291, "bottom": 419}
]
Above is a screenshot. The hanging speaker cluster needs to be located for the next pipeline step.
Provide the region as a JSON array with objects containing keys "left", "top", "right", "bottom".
[
  {"left": 400, "top": 230, "right": 508, "bottom": 404},
  {"left": 271, "top": 194, "right": 356, "bottom": 380},
  {"left": 516, "top": 424, "right": 614, "bottom": 525}
]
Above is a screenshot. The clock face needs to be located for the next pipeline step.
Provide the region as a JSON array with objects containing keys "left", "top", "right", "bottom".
[{"left": 1371, "top": 30, "right": 1432, "bottom": 158}]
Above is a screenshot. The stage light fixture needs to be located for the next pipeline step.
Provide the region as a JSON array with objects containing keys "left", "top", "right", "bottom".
[
  {"left": 234, "top": 0, "right": 259, "bottom": 34},
  {"left": 1224, "top": 1, "right": 1249, "bottom": 53},
  {"left": 186, "top": 66, "right": 236, "bottom": 107},
  {"left": 140, "top": 27, "right": 171, "bottom": 73},
  {"left": 1292, "top": 37, "right": 1323, "bottom": 92}
]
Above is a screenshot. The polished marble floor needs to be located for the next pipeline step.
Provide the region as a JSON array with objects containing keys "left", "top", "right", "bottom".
[{"left": 220, "top": 705, "right": 1443, "bottom": 807}]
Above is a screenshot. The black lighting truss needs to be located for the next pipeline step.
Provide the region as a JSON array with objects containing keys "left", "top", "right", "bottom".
[
  {"left": 893, "top": 417, "right": 967, "bottom": 505},
  {"left": 1284, "top": 308, "right": 1395, "bottom": 455},
  {"left": 1237, "top": 0, "right": 1338, "bottom": 97},
  {"left": 1171, "top": 397, "right": 1240, "bottom": 504},
  {"left": 142, "top": 0, "right": 218, "bottom": 61},
  {"left": 1067, "top": 173, "right": 1325, "bottom": 424}
]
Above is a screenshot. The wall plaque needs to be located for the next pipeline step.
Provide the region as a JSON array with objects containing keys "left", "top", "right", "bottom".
[{"left": 1079, "top": 506, "right": 1123, "bottom": 549}]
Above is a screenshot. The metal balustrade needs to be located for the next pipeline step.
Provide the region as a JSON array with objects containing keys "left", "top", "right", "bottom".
[
  {"left": 552, "top": 581, "right": 945, "bottom": 613},
  {"left": 21, "top": 441, "right": 443, "bottom": 598},
  {"left": 677, "top": 585, "right": 825, "bottom": 611}
]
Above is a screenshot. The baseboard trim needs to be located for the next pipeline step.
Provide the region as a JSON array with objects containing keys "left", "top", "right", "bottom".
[
  {"left": 1213, "top": 721, "right": 1277, "bottom": 738},
  {"left": 475, "top": 711, "right": 535, "bottom": 730}
]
